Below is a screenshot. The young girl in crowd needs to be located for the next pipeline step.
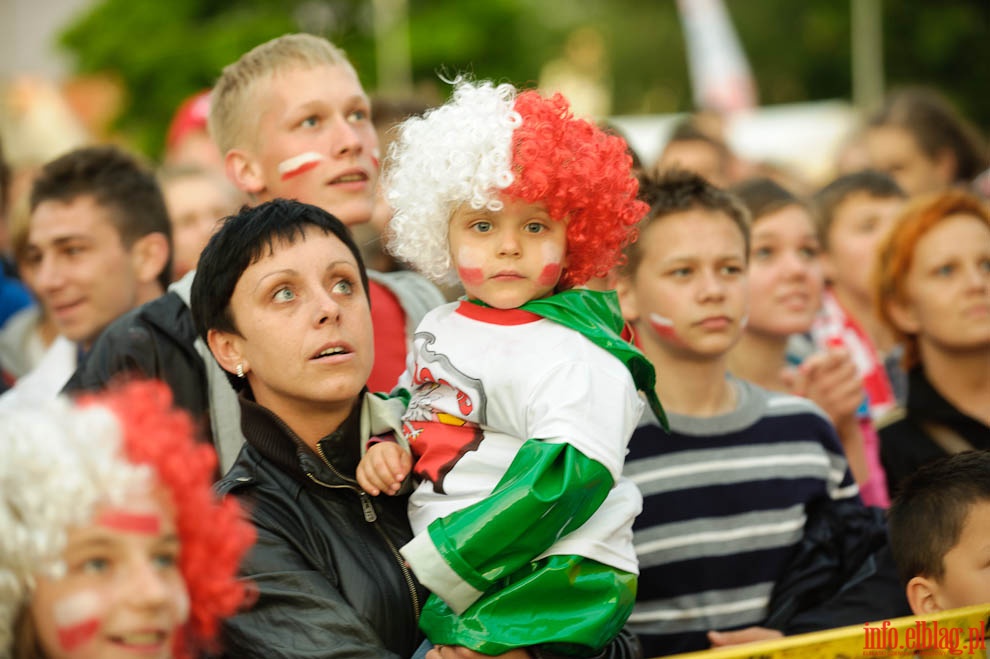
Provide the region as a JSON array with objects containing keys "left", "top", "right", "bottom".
[
  {"left": 0, "top": 380, "right": 253, "bottom": 659},
  {"left": 357, "top": 79, "right": 663, "bottom": 657},
  {"left": 727, "top": 177, "right": 889, "bottom": 506}
]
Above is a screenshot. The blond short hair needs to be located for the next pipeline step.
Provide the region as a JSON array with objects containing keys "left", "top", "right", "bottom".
[{"left": 209, "top": 33, "right": 352, "bottom": 155}]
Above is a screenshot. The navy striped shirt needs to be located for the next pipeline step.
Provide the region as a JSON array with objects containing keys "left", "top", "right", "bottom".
[{"left": 624, "top": 377, "right": 860, "bottom": 657}]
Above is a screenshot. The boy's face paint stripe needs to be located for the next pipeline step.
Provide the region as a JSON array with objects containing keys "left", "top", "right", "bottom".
[{"left": 277, "top": 151, "right": 326, "bottom": 181}]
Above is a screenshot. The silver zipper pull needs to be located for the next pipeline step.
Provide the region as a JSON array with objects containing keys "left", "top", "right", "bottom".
[{"left": 360, "top": 493, "right": 378, "bottom": 522}]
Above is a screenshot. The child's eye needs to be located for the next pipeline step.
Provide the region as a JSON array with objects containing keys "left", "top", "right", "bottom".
[
  {"left": 471, "top": 221, "right": 493, "bottom": 233},
  {"left": 81, "top": 557, "right": 110, "bottom": 574},
  {"left": 332, "top": 280, "right": 354, "bottom": 295},
  {"left": 799, "top": 246, "right": 820, "bottom": 259},
  {"left": 152, "top": 551, "right": 179, "bottom": 570},
  {"left": 721, "top": 264, "right": 744, "bottom": 275},
  {"left": 300, "top": 116, "right": 320, "bottom": 128},
  {"left": 979, "top": 258, "right": 990, "bottom": 273},
  {"left": 523, "top": 222, "right": 546, "bottom": 234},
  {"left": 752, "top": 246, "right": 773, "bottom": 260},
  {"left": 273, "top": 287, "right": 296, "bottom": 302},
  {"left": 669, "top": 267, "right": 692, "bottom": 278}
]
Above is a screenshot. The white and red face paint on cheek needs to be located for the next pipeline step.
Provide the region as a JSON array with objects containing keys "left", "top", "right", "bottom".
[
  {"left": 455, "top": 245, "right": 485, "bottom": 287},
  {"left": 648, "top": 312, "right": 684, "bottom": 344},
  {"left": 277, "top": 151, "right": 326, "bottom": 181},
  {"left": 52, "top": 590, "right": 103, "bottom": 652},
  {"left": 536, "top": 240, "right": 566, "bottom": 288}
]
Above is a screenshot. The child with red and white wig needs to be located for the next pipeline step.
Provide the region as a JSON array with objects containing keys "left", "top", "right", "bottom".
[
  {"left": 359, "top": 79, "right": 665, "bottom": 658},
  {"left": 0, "top": 380, "right": 254, "bottom": 659}
]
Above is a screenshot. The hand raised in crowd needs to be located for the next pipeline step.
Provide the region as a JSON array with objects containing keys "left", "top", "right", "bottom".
[
  {"left": 780, "top": 346, "right": 863, "bottom": 429},
  {"left": 356, "top": 439, "right": 413, "bottom": 495}
]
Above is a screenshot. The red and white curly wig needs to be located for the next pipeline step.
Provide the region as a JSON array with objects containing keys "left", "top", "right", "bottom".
[
  {"left": 0, "top": 381, "right": 254, "bottom": 659},
  {"left": 385, "top": 79, "right": 647, "bottom": 288}
]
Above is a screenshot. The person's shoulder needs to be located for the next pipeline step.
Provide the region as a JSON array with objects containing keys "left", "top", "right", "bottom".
[{"left": 760, "top": 385, "right": 832, "bottom": 425}]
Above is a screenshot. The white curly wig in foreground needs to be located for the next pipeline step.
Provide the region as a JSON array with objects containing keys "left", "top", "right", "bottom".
[
  {"left": 384, "top": 80, "right": 521, "bottom": 285},
  {"left": 0, "top": 397, "right": 148, "bottom": 659}
]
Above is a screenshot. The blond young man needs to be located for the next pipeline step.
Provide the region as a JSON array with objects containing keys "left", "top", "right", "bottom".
[{"left": 65, "top": 34, "right": 443, "bottom": 472}]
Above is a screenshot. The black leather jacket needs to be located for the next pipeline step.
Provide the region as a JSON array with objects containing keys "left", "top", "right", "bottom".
[{"left": 216, "top": 393, "right": 425, "bottom": 658}]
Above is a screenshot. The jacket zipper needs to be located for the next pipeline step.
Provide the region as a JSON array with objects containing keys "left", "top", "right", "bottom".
[{"left": 311, "top": 442, "right": 422, "bottom": 618}]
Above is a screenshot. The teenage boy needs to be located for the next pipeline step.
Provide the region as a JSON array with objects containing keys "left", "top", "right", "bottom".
[
  {"left": 615, "top": 170, "right": 907, "bottom": 657},
  {"left": 1, "top": 146, "right": 171, "bottom": 408},
  {"left": 811, "top": 170, "right": 907, "bottom": 409},
  {"left": 65, "top": 34, "right": 443, "bottom": 470},
  {"left": 888, "top": 450, "right": 990, "bottom": 615}
]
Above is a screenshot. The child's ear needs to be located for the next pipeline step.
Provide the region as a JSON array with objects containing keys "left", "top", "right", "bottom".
[
  {"left": 905, "top": 575, "right": 943, "bottom": 615},
  {"left": 615, "top": 275, "right": 640, "bottom": 322},
  {"left": 821, "top": 251, "right": 837, "bottom": 286},
  {"left": 933, "top": 147, "right": 958, "bottom": 185}
]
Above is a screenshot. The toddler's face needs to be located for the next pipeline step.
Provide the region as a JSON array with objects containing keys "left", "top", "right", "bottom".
[{"left": 448, "top": 197, "right": 568, "bottom": 309}]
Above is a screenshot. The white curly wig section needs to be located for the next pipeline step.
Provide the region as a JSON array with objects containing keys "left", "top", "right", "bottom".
[
  {"left": 384, "top": 79, "right": 522, "bottom": 285},
  {"left": 0, "top": 396, "right": 149, "bottom": 658}
]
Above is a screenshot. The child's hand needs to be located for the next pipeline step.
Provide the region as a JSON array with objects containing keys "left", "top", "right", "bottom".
[
  {"left": 708, "top": 627, "right": 783, "bottom": 647},
  {"left": 356, "top": 442, "right": 412, "bottom": 496},
  {"left": 780, "top": 347, "right": 863, "bottom": 428}
]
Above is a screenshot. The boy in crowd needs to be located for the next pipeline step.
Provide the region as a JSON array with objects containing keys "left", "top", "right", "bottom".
[
  {"left": 65, "top": 34, "right": 444, "bottom": 470},
  {"left": 615, "top": 170, "right": 907, "bottom": 656},
  {"left": 888, "top": 450, "right": 990, "bottom": 615},
  {"left": 811, "top": 170, "right": 908, "bottom": 409}
]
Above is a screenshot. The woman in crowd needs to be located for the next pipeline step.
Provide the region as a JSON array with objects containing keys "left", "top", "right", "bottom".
[
  {"left": 864, "top": 87, "right": 987, "bottom": 197},
  {"left": 727, "top": 177, "right": 889, "bottom": 506},
  {"left": 874, "top": 189, "right": 990, "bottom": 497},
  {"left": 0, "top": 380, "right": 253, "bottom": 659},
  {"left": 189, "top": 198, "right": 641, "bottom": 659}
]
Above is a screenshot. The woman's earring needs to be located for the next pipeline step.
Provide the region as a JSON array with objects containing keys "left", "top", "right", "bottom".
[{"left": 236, "top": 363, "right": 245, "bottom": 378}]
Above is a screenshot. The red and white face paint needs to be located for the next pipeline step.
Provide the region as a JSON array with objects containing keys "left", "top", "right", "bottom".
[
  {"left": 448, "top": 196, "right": 569, "bottom": 309},
  {"left": 277, "top": 151, "right": 327, "bottom": 181},
  {"left": 29, "top": 486, "right": 189, "bottom": 659}
]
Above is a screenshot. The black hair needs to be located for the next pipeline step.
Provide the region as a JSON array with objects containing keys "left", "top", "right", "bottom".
[
  {"left": 190, "top": 198, "right": 369, "bottom": 391},
  {"left": 888, "top": 451, "right": 990, "bottom": 585},
  {"left": 29, "top": 145, "right": 173, "bottom": 288}
]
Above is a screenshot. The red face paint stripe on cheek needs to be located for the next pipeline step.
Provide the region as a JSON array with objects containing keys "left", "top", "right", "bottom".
[
  {"left": 97, "top": 510, "right": 161, "bottom": 535},
  {"left": 280, "top": 160, "right": 321, "bottom": 181},
  {"left": 458, "top": 267, "right": 484, "bottom": 286},
  {"left": 537, "top": 263, "right": 562, "bottom": 287},
  {"left": 57, "top": 619, "right": 100, "bottom": 652},
  {"left": 648, "top": 313, "right": 684, "bottom": 344}
]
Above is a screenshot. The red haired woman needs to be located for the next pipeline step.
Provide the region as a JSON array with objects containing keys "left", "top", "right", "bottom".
[{"left": 874, "top": 190, "right": 990, "bottom": 496}]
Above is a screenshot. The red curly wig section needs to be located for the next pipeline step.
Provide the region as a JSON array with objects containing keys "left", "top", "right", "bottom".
[
  {"left": 76, "top": 380, "right": 255, "bottom": 659},
  {"left": 504, "top": 90, "right": 647, "bottom": 288}
]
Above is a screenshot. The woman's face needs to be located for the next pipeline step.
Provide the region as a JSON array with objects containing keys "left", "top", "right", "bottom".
[
  {"left": 220, "top": 226, "right": 373, "bottom": 421},
  {"left": 891, "top": 213, "right": 990, "bottom": 357},
  {"left": 745, "top": 204, "right": 825, "bottom": 338},
  {"left": 29, "top": 486, "right": 188, "bottom": 659}
]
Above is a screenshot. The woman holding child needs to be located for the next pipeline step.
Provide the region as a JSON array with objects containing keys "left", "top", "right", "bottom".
[{"left": 190, "top": 199, "right": 643, "bottom": 658}]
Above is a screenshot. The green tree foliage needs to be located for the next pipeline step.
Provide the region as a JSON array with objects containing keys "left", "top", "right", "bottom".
[{"left": 58, "top": 0, "right": 986, "bottom": 159}]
